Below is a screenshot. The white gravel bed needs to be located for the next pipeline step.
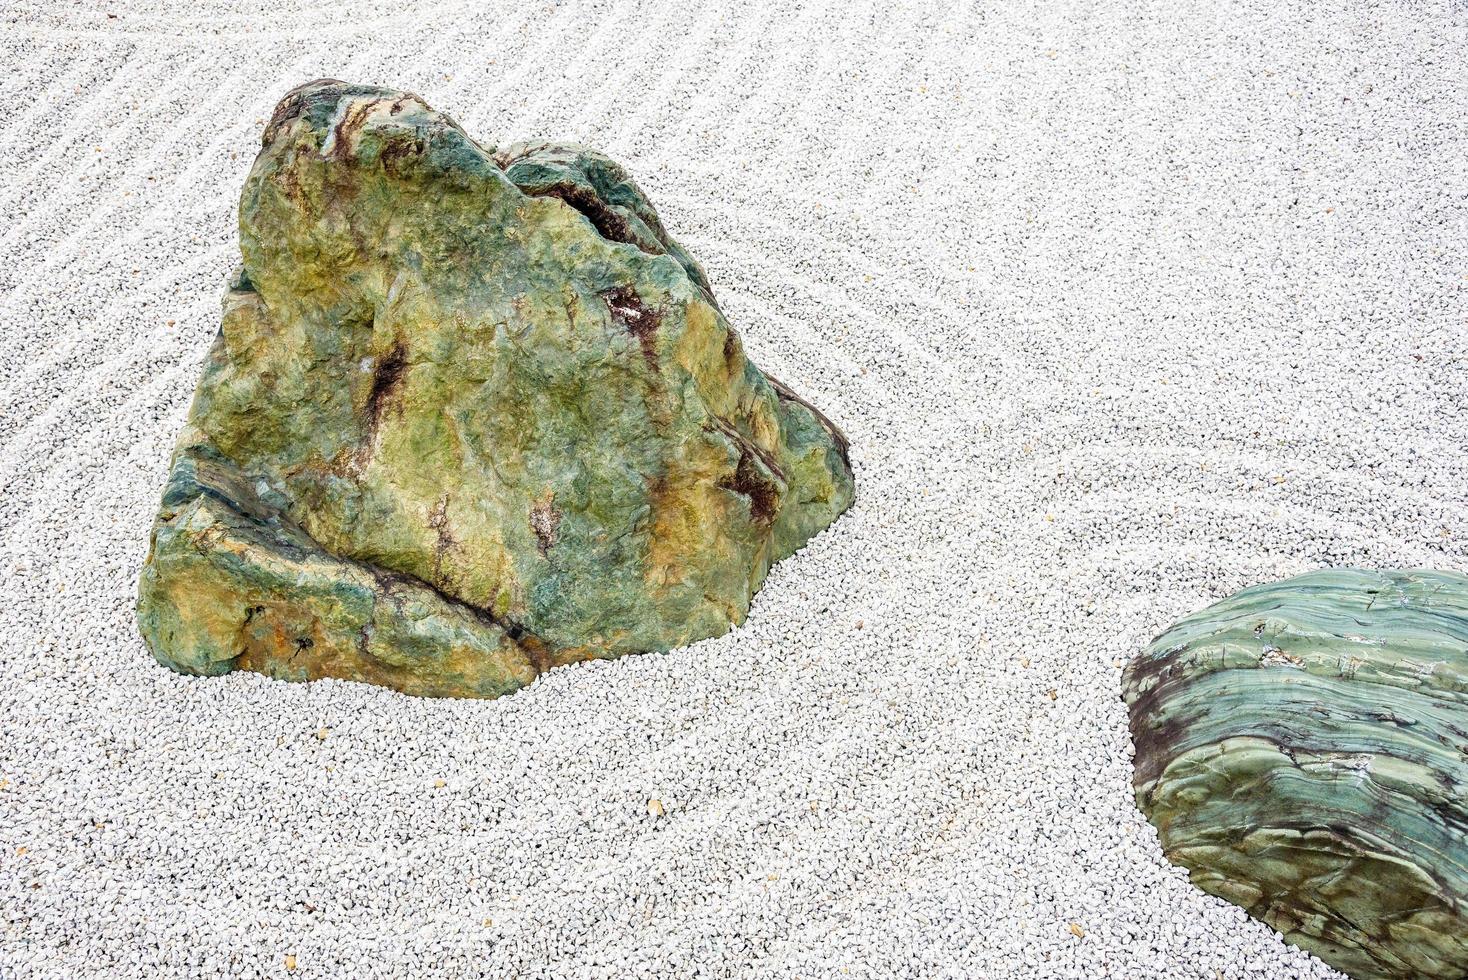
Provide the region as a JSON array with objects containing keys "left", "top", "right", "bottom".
[{"left": 2, "top": 1, "right": 1465, "bottom": 977}]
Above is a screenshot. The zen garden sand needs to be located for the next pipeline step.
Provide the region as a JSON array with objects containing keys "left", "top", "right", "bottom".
[{"left": 2, "top": 1, "right": 1466, "bottom": 978}]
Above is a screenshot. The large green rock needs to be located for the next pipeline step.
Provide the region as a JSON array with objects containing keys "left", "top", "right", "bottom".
[
  {"left": 136, "top": 79, "right": 854, "bottom": 699},
  {"left": 1123, "top": 569, "right": 1468, "bottom": 980}
]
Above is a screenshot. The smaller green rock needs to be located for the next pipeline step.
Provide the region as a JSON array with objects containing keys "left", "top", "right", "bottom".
[{"left": 1124, "top": 569, "right": 1468, "bottom": 980}]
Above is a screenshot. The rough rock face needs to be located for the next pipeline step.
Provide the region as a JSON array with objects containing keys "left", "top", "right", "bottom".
[
  {"left": 136, "top": 79, "right": 854, "bottom": 699},
  {"left": 1123, "top": 569, "right": 1468, "bottom": 980}
]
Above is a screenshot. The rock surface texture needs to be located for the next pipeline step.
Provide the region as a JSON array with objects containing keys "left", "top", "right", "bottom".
[
  {"left": 136, "top": 80, "right": 854, "bottom": 699},
  {"left": 1124, "top": 568, "right": 1468, "bottom": 980}
]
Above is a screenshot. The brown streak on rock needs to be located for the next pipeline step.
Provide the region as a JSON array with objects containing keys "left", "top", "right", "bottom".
[
  {"left": 366, "top": 339, "right": 409, "bottom": 432},
  {"left": 341, "top": 338, "right": 409, "bottom": 476},
  {"left": 327, "top": 97, "right": 385, "bottom": 161},
  {"left": 378, "top": 134, "right": 425, "bottom": 178},
  {"left": 711, "top": 416, "right": 785, "bottom": 483},
  {"left": 1127, "top": 701, "right": 1193, "bottom": 792},
  {"left": 720, "top": 451, "right": 780, "bottom": 526},
  {"left": 602, "top": 287, "right": 662, "bottom": 367},
  {"left": 428, "top": 494, "right": 455, "bottom": 579},
  {"left": 273, "top": 164, "right": 305, "bottom": 204}
]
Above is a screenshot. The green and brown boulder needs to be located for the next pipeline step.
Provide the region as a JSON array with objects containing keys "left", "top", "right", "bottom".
[
  {"left": 1124, "top": 568, "right": 1468, "bottom": 980},
  {"left": 136, "top": 79, "right": 854, "bottom": 699}
]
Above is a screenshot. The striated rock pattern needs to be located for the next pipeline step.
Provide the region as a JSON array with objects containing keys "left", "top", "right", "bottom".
[
  {"left": 136, "top": 80, "right": 854, "bottom": 699},
  {"left": 1123, "top": 568, "right": 1468, "bottom": 980}
]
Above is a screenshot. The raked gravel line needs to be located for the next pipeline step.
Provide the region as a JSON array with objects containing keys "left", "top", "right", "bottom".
[{"left": 2, "top": 1, "right": 1466, "bottom": 978}]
